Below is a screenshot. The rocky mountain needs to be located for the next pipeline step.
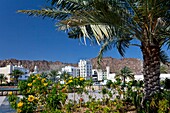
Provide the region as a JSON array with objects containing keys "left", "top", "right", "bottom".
[
  {"left": 0, "top": 57, "right": 169, "bottom": 74},
  {"left": 91, "top": 57, "right": 143, "bottom": 74}
]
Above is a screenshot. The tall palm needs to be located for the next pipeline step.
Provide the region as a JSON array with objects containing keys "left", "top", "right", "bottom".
[
  {"left": 18, "top": 0, "right": 170, "bottom": 103},
  {"left": 11, "top": 69, "right": 24, "bottom": 84},
  {"left": 115, "top": 66, "right": 134, "bottom": 87},
  {"left": 60, "top": 71, "right": 70, "bottom": 81},
  {"left": 48, "top": 70, "right": 60, "bottom": 82},
  {"left": 115, "top": 66, "right": 134, "bottom": 99}
]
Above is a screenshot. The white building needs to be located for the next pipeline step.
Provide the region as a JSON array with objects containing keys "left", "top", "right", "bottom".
[
  {"left": 92, "top": 66, "right": 116, "bottom": 82},
  {"left": 61, "top": 65, "right": 80, "bottom": 77},
  {"left": 92, "top": 69, "right": 107, "bottom": 81},
  {"left": 0, "top": 65, "right": 13, "bottom": 82},
  {"left": 78, "top": 60, "right": 92, "bottom": 79},
  {"left": 0, "top": 64, "right": 38, "bottom": 82}
]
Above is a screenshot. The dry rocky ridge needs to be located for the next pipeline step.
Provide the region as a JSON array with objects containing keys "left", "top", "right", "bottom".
[{"left": 0, "top": 57, "right": 169, "bottom": 74}]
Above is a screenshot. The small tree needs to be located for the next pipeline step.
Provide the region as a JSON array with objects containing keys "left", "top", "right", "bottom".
[
  {"left": 115, "top": 66, "right": 134, "bottom": 86},
  {"left": 115, "top": 66, "right": 134, "bottom": 99},
  {"left": 0, "top": 74, "right": 7, "bottom": 84},
  {"left": 60, "top": 71, "right": 71, "bottom": 82},
  {"left": 48, "top": 70, "right": 60, "bottom": 83},
  {"left": 11, "top": 69, "right": 24, "bottom": 84}
]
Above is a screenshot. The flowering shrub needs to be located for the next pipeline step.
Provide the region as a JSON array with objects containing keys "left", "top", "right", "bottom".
[
  {"left": 8, "top": 74, "right": 67, "bottom": 113},
  {"left": 8, "top": 73, "right": 170, "bottom": 113}
]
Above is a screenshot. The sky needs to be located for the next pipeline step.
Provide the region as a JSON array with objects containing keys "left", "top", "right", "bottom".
[{"left": 0, "top": 0, "right": 168, "bottom": 63}]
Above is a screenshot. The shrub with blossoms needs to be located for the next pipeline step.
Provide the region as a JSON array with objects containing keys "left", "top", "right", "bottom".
[{"left": 8, "top": 74, "right": 67, "bottom": 113}]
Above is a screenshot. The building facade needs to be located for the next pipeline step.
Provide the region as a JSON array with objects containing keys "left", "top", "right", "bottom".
[
  {"left": 61, "top": 65, "right": 80, "bottom": 77},
  {"left": 78, "top": 60, "right": 92, "bottom": 79},
  {"left": 0, "top": 64, "right": 38, "bottom": 82},
  {"left": 92, "top": 69, "right": 107, "bottom": 81}
]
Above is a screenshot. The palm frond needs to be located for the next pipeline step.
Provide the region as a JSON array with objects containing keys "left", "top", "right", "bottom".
[
  {"left": 160, "top": 50, "right": 170, "bottom": 64},
  {"left": 18, "top": 0, "right": 170, "bottom": 63},
  {"left": 18, "top": 8, "right": 71, "bottom": 20}
]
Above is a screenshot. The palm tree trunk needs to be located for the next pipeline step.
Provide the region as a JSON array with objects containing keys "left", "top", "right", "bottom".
[{"left": 141, "top": 44, "right": 160, "bottom": 105}]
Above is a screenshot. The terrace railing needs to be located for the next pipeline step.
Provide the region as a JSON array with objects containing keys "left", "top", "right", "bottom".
[{"left": 0, "top": 88, "right": 20, "bottom": 96}]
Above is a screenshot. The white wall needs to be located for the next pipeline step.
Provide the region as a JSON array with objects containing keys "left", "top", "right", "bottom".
[
  {"left": 134, "top": 74, "right": 170, "bottom": 81},
  {"left": 0, "top": 65, "right": 13, "bottom": 82},
  {"left": 92, "top": 69, "right": 103, "bottom": 81},
  {"left": 62, "top": 66, "right": 80, "bottom": 77},
  {"left": 0, "top": 65, "right": 32, "bottom": 82}
]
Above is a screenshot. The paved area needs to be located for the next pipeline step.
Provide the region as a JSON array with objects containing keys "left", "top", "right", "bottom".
[
  {"left": 0, "top": 91, "right": 116, "bottom": 113},
  {"left": 0, "top": 96, "right": 6, "bottom": 106},
  {"left": 0, "top": 97, "right": 15, "bottom": 113}
]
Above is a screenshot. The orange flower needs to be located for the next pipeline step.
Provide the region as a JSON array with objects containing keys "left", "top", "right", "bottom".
[{"left": 62, "top": 88, "right": 66, "bottom": 93}]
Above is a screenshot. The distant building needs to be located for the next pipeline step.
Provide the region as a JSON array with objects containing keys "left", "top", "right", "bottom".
[
  {"left": 78, "top": 60, "right": 92, "bottom": 79},
  {"left": 92, "top": 66, "right": 116, "bottom": 83},
  {"left": 0, "top": 64, "right": 38, "bottom": 82},
  {"left": 92, "top": 69, "right": 107, "bottom": 81},
  {"left": 61, "top": 65, "right": 80, "bottom": 77}
]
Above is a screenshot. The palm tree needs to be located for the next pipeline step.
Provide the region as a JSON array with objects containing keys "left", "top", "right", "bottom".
[
  {"left": 115, "top": 66, "right": 134, "bottom": 87},
  {"left": 60, "top": 71, "right": 70, "bottom": 81},
  {"left": 11, "top": 69, "right": 24, "bottom": 84},
  {"left": 41, "top": 72, "right": 48, "bottom": 78},
  {"left": 48, "top": 70, "right": 60, "bottom": 82},
  {"left": 115, "top": 66, "right": 134, "bottom": 99},
  {"left": 0, "top": 74, "right": 7, "bottom": 84},
  {"left": 18, "top": 0, "right": 170, "bottom": 104}
]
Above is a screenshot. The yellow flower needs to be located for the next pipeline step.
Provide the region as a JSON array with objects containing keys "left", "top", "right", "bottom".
[
  {"left": 32, "top": 76, "right": 34, "bottom": 78},
  {"left": 8, "top": 91, "right": 12, "bottom": 95},
  {"left": 33, "top": 80, "right": 36, "bottom": 83},
  {"left": 37, "top": 77, "right": 41, "bottom": 80},
  {"left": 28, "top": 95, "right": 34, "bottom": 102},
  {"left": 41, "top": 78, "right": 46, "bottom": 83},
  {"left": 17, "top": 101, "right": 23, "bottom": 107},
  {"left": 27, "top": 83, "right": 32, "bottom": 87},
  {"left": 36, "top": 74, "right": 40, "bottom": 77},
  {"left": 68, "top": 80, "right": 73, "bottom": 84},
  {"left": 113, "top": 102, "right": 117, "bottom": 105},
  {"left": 27, "top": 90, "right": 30, "bottom": 93},
  {"left": 69, "top": 76, "right": 73, "bottom": 80},
  {"left": 44, "top": 83, "right": 48, "bottom": 86},
  {"left": 80, "top": 77, "right": 85, "bottom": 81},
  {"left": 17, "top": 109, "right": 22, "bottom": 113},
  {"left": 35, "top": 97, "right": 39, "bottom": 100}
]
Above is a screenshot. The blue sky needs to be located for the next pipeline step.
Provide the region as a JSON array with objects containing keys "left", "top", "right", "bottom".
[{"left": 1, "top": 0, "right": 168, "bottom": 63}]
